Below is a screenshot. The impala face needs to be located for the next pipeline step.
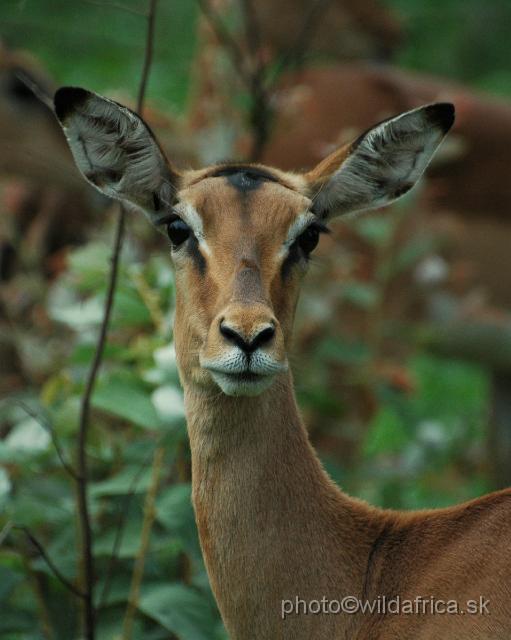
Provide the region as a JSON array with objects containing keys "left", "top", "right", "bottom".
[
  {"left": 54, "top": 87, "right": 454, "bottom": 397},
  {"left": 168, "top": 167, "right": 325, "bottom": 396}
]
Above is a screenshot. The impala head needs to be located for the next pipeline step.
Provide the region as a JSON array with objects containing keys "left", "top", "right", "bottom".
[{"left": 54, "top": 87, "right": 454, "bottom": 397}]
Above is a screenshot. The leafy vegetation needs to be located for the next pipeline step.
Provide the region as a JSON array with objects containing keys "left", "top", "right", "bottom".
[{"left": 0, "top": 0, "right": 504, "bottom": 637}]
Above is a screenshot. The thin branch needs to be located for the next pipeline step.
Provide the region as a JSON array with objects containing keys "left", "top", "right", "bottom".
[
  {"left": 238, "top": 0, "right": 269, "bottom": 161},
  {"left": 21, "top": 552, "right": 56, "bottom": 640},
  {"left": 195, "top": 0, "right": 332, "bottom": 161},
  {"left": 240, "top": 0, "right": 262, "bottom": 72},
  {"left": 121, "top": 447, "right": 165, "bottom": 640},
  {"left": 74, "top": 1, "right": 159, "bottom": 638},
  {"left": 17, "top": 401, "right": 78, "bottom": 480},
  {"left": 0, "top": 521, "right": 14, "bottom": 546},
  {"left": 13, "top": 70, "right": 53, "bottom": 109},
  {"left": 14, "top": 526, "right": 85, "bottom": 599},
  {"left": 75, "top": 205, "right": 125, "bottom": 640},
  {"left": 196, "top": 0, "right": 250, "bottom": 86},
  {"left": 137, "top": 0, "right": 158, "bottom": 113},
  {"left": 270, "top": 0, "right": 334, "bottom": 78}
]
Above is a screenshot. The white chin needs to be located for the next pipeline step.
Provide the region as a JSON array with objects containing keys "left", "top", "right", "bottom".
[{"left": 210, "top": 371, "right": 276, "bottom": 397}]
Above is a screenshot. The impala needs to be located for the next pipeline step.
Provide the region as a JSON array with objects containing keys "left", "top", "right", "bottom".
[{"left": 54, "top": 86, "right": 511, "bottom": 639}]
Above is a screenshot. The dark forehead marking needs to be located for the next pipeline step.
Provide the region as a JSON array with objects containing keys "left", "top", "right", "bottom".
[
  {"left": 202, "top": 165, "right": 282, "bottom": 221},
  {"left": 211, "top": 165, "right": 280, "bottom": 193}
]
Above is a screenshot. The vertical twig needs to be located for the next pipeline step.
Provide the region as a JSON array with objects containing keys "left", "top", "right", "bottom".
[
  {"left": 196, "top": 0, "right": 249, "bottom": 82},
  {"left": 137, "top": 0, "right": 158, "bottom": 114},
  {"left": 121, "top": 447, "right": 165, "bottom": 640},
  {"left": 74, "top": 1, "right": 159, "bottom": 638},
  {"left": 270, "top": 0, "right": 334, "bottom": 75},
  {"left": 196, "top": 0, "right": 333, "bottom": 162},
  {"left": 239, "top": 0, "right": 269, "bottom": 161}
]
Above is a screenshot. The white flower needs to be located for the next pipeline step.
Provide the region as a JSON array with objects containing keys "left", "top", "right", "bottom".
[
  {"left": 5, "top": 417, "right": 51, "bottom": 451},
  {"left": 415, "top": 256, "right": 449, "bottom": 286},
  {"left": 151, "top": 386, "right": 185, "bottom": 421},
  {"left": 154, "top": 344, "right": 178, "bottom": 372},
  {"left": 0, "top": 468, "right": 11, "bottom": 497}
]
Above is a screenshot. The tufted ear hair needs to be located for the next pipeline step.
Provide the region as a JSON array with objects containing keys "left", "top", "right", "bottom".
[
  {"left": 54, "top": 86, "right": 180, "bottom": 223},
  {"left": 305, "top": 103, "right": 455, "bottom": 219}
]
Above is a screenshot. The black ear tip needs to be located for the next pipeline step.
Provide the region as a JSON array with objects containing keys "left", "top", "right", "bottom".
[
  {"left": 425, "top": 102, "right": 455, "bottom": 133},
  {"left": 54, "top": 86, "right": 91, "bottom": 121}
]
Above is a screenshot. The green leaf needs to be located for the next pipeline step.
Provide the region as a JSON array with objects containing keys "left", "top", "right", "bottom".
[
  {"left": 387, "top": 235, "right": 436, "bottom": 278},
  {"left": 90, "top": 465, "right": 154, "bottom": 497},
  {"left": 317, "top": 338, "right": 371, "bottom": 365},
  {"left": 92, "top": 374, "right": 163, "bottom": 430},
  {"left": 0, "top": 609, "right": 38, "bottom": 634},
  {"left": 111, "top": 287, "right": 152, "bottom": 328},
  {"left": 352, "top": 216, "right": 395, "bottom": 245},
  {"left": 341, "top": 282, "right": 380, "bottom": 309},
  {"left": 94, "top": 519, "right": 145, "bottom": 559},
  {"left": 156, "top": 484, "right": 193, "bottom": 532},
  {"left": 363, "top": 407, "right": 409, "bottom": 457},
  {"left": 67, "top": 243, "right": 113, "bottom": 292},
  {"left": 0, "top": 566, "right": 24, "bottom": 602},
  {"left": 139, "top": 583, "right": 218, "bottom": 640}
]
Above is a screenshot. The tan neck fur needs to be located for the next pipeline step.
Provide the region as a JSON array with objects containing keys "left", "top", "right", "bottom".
[{"left": 183, "top": 372, "right": 383, "bottom": 639}]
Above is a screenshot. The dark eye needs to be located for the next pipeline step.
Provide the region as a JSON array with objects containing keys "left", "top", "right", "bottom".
[
  {"left": 297, "top": 224, "right": 321, "bottom": 255},
  {"left": 166, "top": 217, "right": 191, "bottom": 248}
]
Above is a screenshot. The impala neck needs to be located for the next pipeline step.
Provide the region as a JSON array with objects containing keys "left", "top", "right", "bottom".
[
  {"left": 183, "top": 371, "right": 380, "bottom": 638},
  {"left": 184, "top": 371, "right": 311, "bottom": 469}
]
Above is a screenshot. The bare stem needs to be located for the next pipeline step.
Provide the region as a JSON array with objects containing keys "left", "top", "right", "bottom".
[
  {"left": 15, "top": 526, "right": 85, "bottom": 599},
  {"left": 196, "top": 0, "right": 250, "bottom": 86},
  {"left": 196, "top": 0, "right": 332, "bottom": 162},
  {"left": 137, "top": 0, "right": 159, "bottom": 113},
  {"left": 17, "top": 401, "right": 77, "bottom": 480},
  {"left": 74, "top": 2, "right": 159, "bottom": 638},
  {"left": 271, "top": 0, "right": 334, "bottom": 76}
]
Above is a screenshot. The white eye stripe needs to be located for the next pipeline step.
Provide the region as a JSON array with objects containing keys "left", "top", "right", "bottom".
[
  {"left": 278, "top": 211, "right": 316, "bottom": 258},
  {"left": 172, "top": 205, "right": 316, "bottom": 260},
  {"left": 174, "top": 202, "right": 211, "bottom": 256}
]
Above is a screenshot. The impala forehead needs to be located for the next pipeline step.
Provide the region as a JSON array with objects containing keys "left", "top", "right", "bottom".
[{"left": 176, "top": 176, "right": 312, "bottom": 249}]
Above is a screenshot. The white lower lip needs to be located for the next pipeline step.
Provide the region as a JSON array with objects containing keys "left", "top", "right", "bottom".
[{"left": 209, "top": 370, "right": 276, "bottom": 397}]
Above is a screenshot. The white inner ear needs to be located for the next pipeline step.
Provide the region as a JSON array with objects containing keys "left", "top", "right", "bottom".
[
  {"left": 61, "top": 93, "right": 175, "bottom": 218},
  {"left": 314, "top": 106, "right": 449, "bottom": 217}
]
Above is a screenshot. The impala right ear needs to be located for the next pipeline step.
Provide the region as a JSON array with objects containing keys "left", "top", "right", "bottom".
[
  {"left": 54, "top": 86, "right": 180, "bottom": 223},
  {"left": 305, "top": 103, "right": 455, "bottom": 219}
]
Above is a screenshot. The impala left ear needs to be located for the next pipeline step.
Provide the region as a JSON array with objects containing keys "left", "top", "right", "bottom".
[
  {"left": 305, "top": 103, "right": 455, "bottom": 219},
  {"left": 54, "top": 86, "right": 180, "bottom": 223}
]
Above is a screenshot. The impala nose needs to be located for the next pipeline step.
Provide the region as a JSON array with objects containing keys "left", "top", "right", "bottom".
[{"left": 219, "top": 320, "right": 275, "bottom": 354}]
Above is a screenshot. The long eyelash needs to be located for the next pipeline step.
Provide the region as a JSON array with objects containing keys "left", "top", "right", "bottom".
[
  {"left": 154, "top": 210, "right": 180, "bottom": 226},
  {"left": 310, "top": 220, "right": 331, "bottom": 235}
]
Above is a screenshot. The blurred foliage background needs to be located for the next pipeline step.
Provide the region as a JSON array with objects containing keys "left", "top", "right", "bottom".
[{"left": 1, "top": 0, "right": 511, "bottom": 638}]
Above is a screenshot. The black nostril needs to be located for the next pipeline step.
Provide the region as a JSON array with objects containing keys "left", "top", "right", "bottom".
[
  {"left": 219, "top": 321, "right": 276, "bottom": 353},
  {"left": 250, "top": 325, "right": 275, "bottom": 351},
  {"left": 219, "top": 322, "right": 251, "bottom": 353}
]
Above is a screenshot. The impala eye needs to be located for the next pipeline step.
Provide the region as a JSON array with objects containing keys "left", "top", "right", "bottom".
[
  {"left": 297, "top": 223, "right": 322, "bottom": 255},
  {"left": 166, "top": 217, "right": 191, "bottom": 248}
]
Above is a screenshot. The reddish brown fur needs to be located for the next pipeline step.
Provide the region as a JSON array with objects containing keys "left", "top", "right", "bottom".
[
  {"left": 172, "top": 167, "right": 511, "bottom": 640},
  {"left": 53, "top": 82, "right": 511, "bottom": 638}
]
